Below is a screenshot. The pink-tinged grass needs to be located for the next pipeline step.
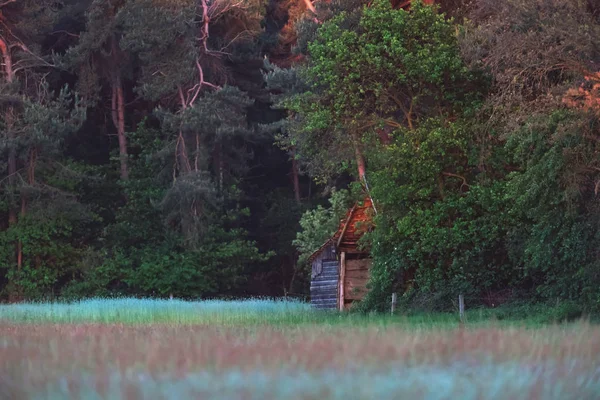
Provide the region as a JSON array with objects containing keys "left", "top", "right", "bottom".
[{"left": 1, "top": 323, "right": 599, "bottom": 399}]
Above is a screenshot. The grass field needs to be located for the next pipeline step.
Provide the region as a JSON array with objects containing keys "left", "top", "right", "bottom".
[{"left": 1, "top": 298, "right": 599, "bottom": 399}]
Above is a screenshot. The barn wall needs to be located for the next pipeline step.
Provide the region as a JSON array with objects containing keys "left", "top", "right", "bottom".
[
  {"left": 309, "top": 198, "right": 375, "bottom": 310},
  {"left": 344, "top": 258, "right": 372, "bottom": 302},
  {"left": 310, "top": 244, "right": 338, "bottom": 309},
  {"left": 310, "top": 243, "right": 336, "bottom": 278}
]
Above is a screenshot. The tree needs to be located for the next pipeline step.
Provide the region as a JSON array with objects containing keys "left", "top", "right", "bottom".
[
  {"left": 114, "top": 0, "right": 264, "bottom": 243},
  {"left": 55, "top": 0, "right": 273, "bottom": 299},
  {"left": 64, "top": 0, "right": 132, "bottom": 180},
  {"left": 361, "top": 0, "right": 600, "bottom": 311},
  {"left": 459, "top": 0, "right": 600, "bottom": 307},
  {"left": 277, "top": 0, "right": 476, "bottom": 183},
  {"left": 0, "top": 0, "right": 86, "bottom": 299},
  {"left": 62, "top": 119, "right": 269, "bottom": 299},
  {"left": 460, "top": 0, "right": 600, "bottom": 133},
  {"left": 274, "top": 0, "right": 488, "bottom": 310}
]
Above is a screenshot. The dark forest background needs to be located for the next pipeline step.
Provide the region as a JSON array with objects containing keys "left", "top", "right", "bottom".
[{"left": 1, "top": 0, "right": 600, "bottom": 313}]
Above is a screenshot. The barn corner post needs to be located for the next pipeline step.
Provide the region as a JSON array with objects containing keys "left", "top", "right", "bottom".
[
  {"left": 339, "top": 251, "right": 346, "bottom": 311},
  {"left": 458, "top": 294, "right": 465, "bottom": 325}
]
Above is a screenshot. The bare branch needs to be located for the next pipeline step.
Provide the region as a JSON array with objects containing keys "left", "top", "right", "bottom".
[
  {"left": 50, "top": 30, "right": 80, "bottom": 38},
  {"left": 191, "top": 59, "right": 219, "bottom": 103},
  {"left": 0, "top": 0, "right": 17, "bottom": 8},
  {"left": 186, "top": 83, "right": 201, "bottom": 105},
  {"left": 10, "top": 42, "right": 55, "bottom": 71},
  {"left": 13, "top": 62, "right": 55, "bottom": 74},
  {"left": 441, "top": 171, "right": 470, "bottom": 191},
  {"left": 216, "top": 30, "right": 254, "bottom": 53},
  {"left": 0, "top": 168, "right": 25, "bottom": 186}
]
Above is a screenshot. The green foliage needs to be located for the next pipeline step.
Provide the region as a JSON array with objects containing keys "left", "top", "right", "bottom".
[
  {"left": 98, "top": 231, "right": 263, "bottom": 299},
  {"left": 62, "top": 119, "right": 269, "bottom": 299},
  {"left": 62, "top": 0, "right": 123, "bottom": 99},
  {"left": 359, "top": 118, "right": 498, "bottom": 310},
  {"left": 278, "top": 0, "right": 479, "bottom": 182},
  {"left": 0, "top": 198, "right": 96, "bottom": 298},
  {"left": 2, "top": 0, "right": 600, "bottom": 313},
  {"left": 503, "top": 110, "right": 600, "bottom": 306},
  {"left": 0, "top": 79, "right": 88, "bottom": 299},
  {"left": 117, "top": 0, "right": 264, "bottom": 101},
  {"left": 360, "top": 108, "right": 600, "bottom": 312},
  {"left": 350, "top": 1, "right": 600, "bottom": 313},
  {"left": 361, "top": 108, "right": 600, "bottom": 312},
  {"left": 306, "top": 0, "right": 472, "bottom": 121},
  {"left": 293, "top": 188, "right": 351, "bottom": 267}
]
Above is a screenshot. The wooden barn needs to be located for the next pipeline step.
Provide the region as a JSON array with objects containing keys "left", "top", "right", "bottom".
[{"left": 309, "top": 198, "right": 375, "bottom": 310}]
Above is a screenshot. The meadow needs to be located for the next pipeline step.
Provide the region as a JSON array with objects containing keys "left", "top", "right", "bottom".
[{"left": 1, "top": 298, "right": 599, "bottom": 399}]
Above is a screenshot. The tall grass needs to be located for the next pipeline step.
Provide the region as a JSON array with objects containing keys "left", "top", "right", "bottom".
[
  {"left": 0, "top": 298, "right": 318, "bottom": 325},
  {"left": 1, "top": 299, "right": 599, "bottom": 399},
  {"left": 0, "top": 297, "right": 546, "bottom": 327},
  {"left": 8, "top": 363, "right": 600, "bottom": 400},
  {"left": 2, "top": 323, "right": 599, "bottom": 399}
]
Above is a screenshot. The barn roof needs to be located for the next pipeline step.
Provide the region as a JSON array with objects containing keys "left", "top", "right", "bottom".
[{"left": 308, "top": 197, "right": 374, "bottom": 262}]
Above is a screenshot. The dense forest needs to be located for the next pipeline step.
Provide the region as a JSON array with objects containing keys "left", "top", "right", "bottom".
[{"left": 1, "top": 0, "right": 599, "bottom": 311}]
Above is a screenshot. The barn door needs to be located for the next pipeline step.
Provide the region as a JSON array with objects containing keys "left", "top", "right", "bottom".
[{"left": 339, "top": 253, "right": 371, "bottom": 311}]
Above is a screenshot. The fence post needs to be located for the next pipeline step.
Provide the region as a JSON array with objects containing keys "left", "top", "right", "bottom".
[
  {"left": 458, "top": 294, "right": 465, "bottom": 324},
  {"left": 391, "top": 293, "right": 397, "bottom": 315}
]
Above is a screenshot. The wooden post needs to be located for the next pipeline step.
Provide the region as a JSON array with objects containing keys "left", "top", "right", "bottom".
[
  {"left": 459, "top": 294, "right": 465, "bottom": 324},
  {"left": 391, "top": 293, "right": 397, "bottom": 315},
  {"left": 339, "top": 252, "right": 346, "bottom": 311}
]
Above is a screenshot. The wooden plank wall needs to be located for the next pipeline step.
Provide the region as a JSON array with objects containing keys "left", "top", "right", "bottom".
[
  {"left": 343, "top": 258, "right": 372, "bottom": 308},
  {"left": 338, "top": 252, "right": 346, "bottom": 311},
  {"left": 311, "top": 243, "right": 339, "bottom": 309},
  {"left": 311, "top": 243, "right": 336, "bottom": 278}
]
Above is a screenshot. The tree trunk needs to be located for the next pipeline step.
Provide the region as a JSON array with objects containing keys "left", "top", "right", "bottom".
[
  {"left": 353, "top": 136, "right": 367, "bottom": 183},
  {"left": 112, "top": 76, "right": 128, "bottom": 180},
  {"left": 291, "top": 149, "right": 301, "bottom": 204},
  {"left": 1, "top": 38, "right": 19, "bottom": 275},
  {"left": 302, "top": 0, "right": 316, "bottom": 14},
  {"left": 110, "top": 33, "right": 128, "bottom": 181},
  {"left": 16, "top": 196, "right": 25, "bottom": 270},
  {"left": 1, "top": 38, "right": 16, "bottom": 226},
  {"left": 6, "top": 112, "right": 16, "bottom": 227},
  {"left": 287, "top": 256, "right": 299, "bottom": 295},
  {"left": 0, "top": 38, "right": 15, "bottom": 83},
  {"left": 176, "top": 130, "right": 192, "bottom": 176},
  {"left": 213, "top": 141, "right": 224, "bottom": 191},
  {"left": 219, "top": 151, "right": 224, "bottom": 192},
  {"left": 16, "top": 148, "right": 37, "bottom": 271},
  {"left": 195, "top": 134, "right": 200, "bottom": 172},
  {"left": 116, "top": 78, "right": 128, "bottom": 180}
]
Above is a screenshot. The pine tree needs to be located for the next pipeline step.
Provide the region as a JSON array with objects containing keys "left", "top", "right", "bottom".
[
  {"left": 64, "top": 0, "right": 131, "bottom": 180},
  {"left": 116, "top": 0, "right": 263, "bottom": 244},
  {"left": 0, "top": 0, "right": 86, "bottom": 299}
]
